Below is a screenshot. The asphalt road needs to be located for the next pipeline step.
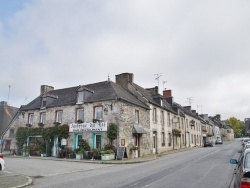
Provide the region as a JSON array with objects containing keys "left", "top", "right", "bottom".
[{"left": 1, "top": 139, "right": 240, "bottom": 188}]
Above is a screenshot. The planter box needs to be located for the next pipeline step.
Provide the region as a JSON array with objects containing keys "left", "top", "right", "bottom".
[
  {"left": 76, "top": 154, "right": 83, "bottom": 160},
  {"left": 101, "top": 153, "right": 115, "bottom": 161}
]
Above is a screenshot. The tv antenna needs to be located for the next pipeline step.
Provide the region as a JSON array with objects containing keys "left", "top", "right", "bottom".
[
  {"left": 163, "top": 81, "right": 167, "bottom": 91},
  {"left": 154, "top": 73, "right": 162, "bottom": 88},
  {"left": 187, "top": 97, "right": 194, "bottom": 106}
]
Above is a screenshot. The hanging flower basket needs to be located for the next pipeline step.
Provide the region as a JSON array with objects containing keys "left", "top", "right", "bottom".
[
  {"left": 38, "top": 123, "right": 45, "bottom": 127},
  {"left": 26, "top": 123, "right": 32, "bottom": 127}
]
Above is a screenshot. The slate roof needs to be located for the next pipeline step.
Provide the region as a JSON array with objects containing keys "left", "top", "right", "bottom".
[
  {"left": 21, "top": 81, "right": 149, "bottom": 111},
  {"left": 131, "top": 83, "right": 177, "bottom": 114},
  {"left": 0, "top": 102, "right": 19, "bottom": 136}
]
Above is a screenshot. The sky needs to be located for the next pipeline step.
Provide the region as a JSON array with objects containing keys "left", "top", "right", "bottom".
[{"left": 1, "top": 0, "right": 250, "bottom": 121}]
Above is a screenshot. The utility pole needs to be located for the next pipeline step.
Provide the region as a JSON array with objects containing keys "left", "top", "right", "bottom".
[{"left": 154, "top": 73, "right": 162, "bottom": 89}]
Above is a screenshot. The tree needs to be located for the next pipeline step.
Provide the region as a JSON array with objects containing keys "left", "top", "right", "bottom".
[
  {"left": 225, "top": 117, "right": 244, "bottom": 137},
  {"left": 107, "top": 123, "right": 117, "bottom": 145}
]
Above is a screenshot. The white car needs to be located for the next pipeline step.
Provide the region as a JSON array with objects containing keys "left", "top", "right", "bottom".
[{"left": 0, "top": 153, "right": 5, "bottom": 171}]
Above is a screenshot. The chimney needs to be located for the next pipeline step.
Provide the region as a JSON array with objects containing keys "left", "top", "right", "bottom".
[
  {"left": 183, "top": 106, "right": 191, "bottom": 111},
  {"left": 200, "top": 114, "right": 208, "bottom": 120},
  {"left": 115, "top": 73, "right": 134, "bottom": 89},
  {"left": 163, "top": 89, "right": 172, "bottom": 97},
  {"left": 0, "top": 101, "right": 7, "bottom": 106},
  {"left": 41, "top": 85, "right": 54, "bottom": 95}
]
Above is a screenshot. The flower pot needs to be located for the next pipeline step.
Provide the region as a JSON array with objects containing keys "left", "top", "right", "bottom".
[
  {"left": 101, "top": 153, "right": 115, "bottom": 161},
  {"left": 76, "top": 154, "right": 83, "bottom": 160}
]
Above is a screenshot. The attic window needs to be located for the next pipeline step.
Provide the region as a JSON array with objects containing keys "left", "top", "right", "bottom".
[
  {"left": 77, "top": 91, "right": 84, "bottom": 104},
  {"left": 41, "top": 98, "right": 46, "bottom": 108}
]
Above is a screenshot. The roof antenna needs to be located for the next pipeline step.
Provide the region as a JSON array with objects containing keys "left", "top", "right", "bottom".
[
  {"left": 108, "top": 74, "right": 110, "bottom": 81},
  {"left": 154, "top": 73, "right": 162, "bottom": 89},
  {"left": 187, "top": 97, "right": 194, "bottom": 106},
  {"left": 163, "top": 81, "right": 167, "bottom": 91}
]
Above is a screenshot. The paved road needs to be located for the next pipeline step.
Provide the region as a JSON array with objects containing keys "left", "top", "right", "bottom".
[{"left": 0, "top": 139, "right": 240, "bottom": 188}]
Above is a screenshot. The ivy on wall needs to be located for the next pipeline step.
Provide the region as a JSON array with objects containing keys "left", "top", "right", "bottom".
[{"left": 15, "top": 124, "right": 69, "bottom": 150}]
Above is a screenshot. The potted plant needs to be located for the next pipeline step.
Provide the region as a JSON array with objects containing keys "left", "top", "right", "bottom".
[
  {"left": 101, "top": 149, "right": 115, "bottom": 160},
  {"left": 75, "top": 149, "right": 84, "bottom": 160}
]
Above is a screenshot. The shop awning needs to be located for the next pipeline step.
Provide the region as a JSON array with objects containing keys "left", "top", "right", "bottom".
[{"left": 132, "top": 125, "right": 146, "bottom": 134}]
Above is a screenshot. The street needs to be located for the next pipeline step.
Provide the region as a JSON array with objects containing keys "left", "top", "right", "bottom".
[{"left": 1, "top": 139, "right": 240, "bottom": 188}]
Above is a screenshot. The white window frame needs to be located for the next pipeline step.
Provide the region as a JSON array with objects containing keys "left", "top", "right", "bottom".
[
  {"left": 40, "top": 112, "right": 46, "bottom": 124},
  {"left": 153, "top": 108, "right": 157, "bottom": 123},
  {"left": 135, "top": 110, "right": 139, "bottom": 123},
  {"left": 41, "top": 98, "right": 46, "bottom": 108},
  {"left": 56, "top": 110, "right": 62, "bottom": 123},
  {"left": 28, "top": 113, "right": 34, "bottom": 125},
  {"left": 77, "top": 91, "right": 84, "bottom": 104},
  {"left": 77, "top": 108, "right": 84, "bottom": 121},
  {"left": 94, "top": 106, "right": 103, "bottom": 120}
]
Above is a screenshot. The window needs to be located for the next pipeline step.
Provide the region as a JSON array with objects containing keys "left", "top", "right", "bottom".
[
  {"left": 28, "top": 113, "right": 34, "bottom": 125},
  {"left": 40, "top": 113, "right": 46, "bottom": 124},
  {"left": 77, "top": 108, "right": 84, "bottom": 121},
  {"left": 168, "top": 133, "right": 171, "bottom": 145},
  {"left": 162, "top": 132, "right": 165, "bottom": 145},
  {"left": 161, "top": 111, "right": 164, "bottom": 125},
  {"left": 9, "top": 129, "right": 14, "bottom": 138},
  {"left": 77, "top": 91, "right": 84, "bottom": 104},
  {"left": 56, "top": 110, "right": 62, "bottom": 123},
  {"left": 153, "top": 108, "right": 157, "bottom": 123},
  {"left": 41, "top": 98, "right": 46, "bottom": 108},
  {"left": 135, "top": 110, "right": 139, "bottom": 123},
  {"left": 77, "top": 134, "right": 83, "bottom": 148},
  {"left": 168, "top": 113, "right": 171, "bottom": 127},
  {"left": 94, "top": 106, "right": 103, "bottom": 120}
]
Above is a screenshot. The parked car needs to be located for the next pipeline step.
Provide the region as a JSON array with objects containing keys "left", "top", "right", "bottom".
[
  {"left": 204, "top": 141, "right": 213, "bottom": 147},
  {"left": 0, "top": 153, "right": 5, "bottom": 171},
  {"left": 215, "top": 140, "right": 223, "bottom": 144},
  {"left": 242, "top": 138, "right": 250, "bottom": 147},
  {"left": 230, "top": 148, "right": 250, "bottom": 188}
]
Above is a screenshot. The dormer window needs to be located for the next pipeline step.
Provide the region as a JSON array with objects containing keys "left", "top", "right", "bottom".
[
  {"left": 76, "top": 86, "right": 94, "bottom": 105},
  {"left": 41, "top": 98, "right": 46, "bottom": 108},
  {"left": 77, "top": 91, "right": 84, "bottom": 104}
]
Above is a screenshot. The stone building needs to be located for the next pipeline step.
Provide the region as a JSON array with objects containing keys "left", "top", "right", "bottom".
[
  {"left": 3, "top": 80, "right": 152, "bottom": 158},
  {"left": 2, "top": 72, "right": 234, "bottom": 158}
]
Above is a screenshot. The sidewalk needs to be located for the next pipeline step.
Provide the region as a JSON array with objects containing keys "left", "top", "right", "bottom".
[{"left": 1, "top": 147, "right": 196, "bottom": 188}]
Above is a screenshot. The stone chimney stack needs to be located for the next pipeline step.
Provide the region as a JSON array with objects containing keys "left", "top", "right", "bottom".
[
  {"left": 115, "top": 73, "right": 134, "bottom": 89},
  {"left": 40, "top": 85, "right": 54, "bottom": 95}
]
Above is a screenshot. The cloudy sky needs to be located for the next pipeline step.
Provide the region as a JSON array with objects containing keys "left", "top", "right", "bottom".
[{"left": 0, "top": 0, "right": 250, "bottom": 121}]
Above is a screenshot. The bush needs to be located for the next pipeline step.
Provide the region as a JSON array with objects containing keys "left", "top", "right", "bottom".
[{"left": 78, "top": 139, "right": 91, "bottom": 151}]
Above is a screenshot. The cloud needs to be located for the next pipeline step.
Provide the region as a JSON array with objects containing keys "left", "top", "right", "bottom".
[{"left": 1, "top": 0, "right": 250, "bottom": 120}]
